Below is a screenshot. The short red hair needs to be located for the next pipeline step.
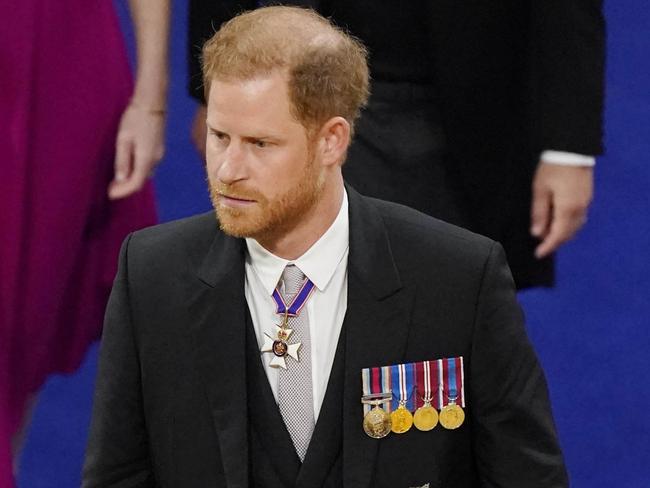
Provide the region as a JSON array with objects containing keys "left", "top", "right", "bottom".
[{"left": 202, "top": 6, "right": 370, "bottom": 135}]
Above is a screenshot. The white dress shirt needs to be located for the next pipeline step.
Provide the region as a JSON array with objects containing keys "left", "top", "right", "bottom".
[
  {"left": 541, "top": 150, "right": 595, "bottom": 167},
  {"left": 244, "top": 191, "right": 349, "bottom": 421}
]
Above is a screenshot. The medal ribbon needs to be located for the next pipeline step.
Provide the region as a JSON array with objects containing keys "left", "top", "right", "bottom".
[
  {"left": 435, "top": 359, "right": 445, "bottom": 410},
  {"left": 363, "top": 357, "right": 464, "bottom": 415},
  {"left": 442, "top": 357, "right": 465, "bottom": 407},
  {"left": 272, "top": 276, "right": 315, "bottom": 316},
  {"left": 415, "top": 360, "right": 441, "bottom": 409},
  {"left": 405, "top": 363, "right": 415, "bottom": 410},
  {"left": 390, "top": 363, "right": 414, "bottom": 411},
  {"left": 362, "top": 366, "right": 392, "bottom": 414},
  {"left": 422, "top": 360, "right": 431, "bottom": 405}
]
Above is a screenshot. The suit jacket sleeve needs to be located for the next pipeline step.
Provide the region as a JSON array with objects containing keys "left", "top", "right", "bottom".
[
  {"left": 82, "top": 235, "right": 155, "bottom": 487},
  {"left": 532, "top": 0, "right": 605, "bottom": 155},
  {"left": 470, "top": 242, "right": 568, "bottom": 487}
]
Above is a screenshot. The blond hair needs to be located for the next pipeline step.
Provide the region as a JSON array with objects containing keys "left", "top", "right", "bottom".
[{"left": 202, "top": 6, "right": 369, "bottom": 135}]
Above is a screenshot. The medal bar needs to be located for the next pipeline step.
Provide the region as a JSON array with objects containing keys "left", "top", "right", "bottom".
[{"left": 360, "top": 356, "right": 466, "bottom": 438}]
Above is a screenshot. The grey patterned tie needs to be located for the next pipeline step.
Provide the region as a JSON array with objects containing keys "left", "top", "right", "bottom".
[{"left": 277, "top": 264, "right": 315, "bottom": 461}]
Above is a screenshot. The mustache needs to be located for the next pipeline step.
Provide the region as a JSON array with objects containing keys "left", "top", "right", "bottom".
[{"left": 209, "top": 182, "right": 263, "bottom": 202}]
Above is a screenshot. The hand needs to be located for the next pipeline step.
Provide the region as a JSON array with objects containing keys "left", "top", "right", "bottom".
[
  {"left": 108, "top": 102, "right": 166, "bottom": 200},
  {"left": 530, "top": 163, "right": 593, "bottom": 258},
  {"left": 191, "top": 105, "right": 208, "bottom": 161}
]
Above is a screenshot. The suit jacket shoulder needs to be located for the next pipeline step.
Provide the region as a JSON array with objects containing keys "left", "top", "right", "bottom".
[
  {"left": 123, "top": 211, "right": 228, "bottom": 288},
  {"left": 367, "top": 196, "right": 502, "bottom": 291},
  {"left": 127, "top": 211, "right": 217, "bottom": 262}
]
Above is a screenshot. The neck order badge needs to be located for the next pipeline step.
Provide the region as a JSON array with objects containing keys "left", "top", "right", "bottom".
[{"left": 260, "top": 275, "right": 316, "bottom": 369}]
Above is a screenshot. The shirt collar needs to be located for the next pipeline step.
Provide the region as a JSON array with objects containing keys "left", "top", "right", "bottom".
[{"left": 245, "top": 190, "right": 349, "bottom": 295}]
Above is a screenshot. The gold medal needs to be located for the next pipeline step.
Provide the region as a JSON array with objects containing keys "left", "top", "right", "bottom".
[
  {"left": 439, "top": 403, "right": 465, "bottom": 430},
  {"left": 390, "top": 403, "right": 414, "bottom": 434},
  {"left": 413, "top": 401, "right": 438, "bottom": 431},
  {"left": 414, "top": 360, "right": 440, "bottom": 432},
  {"left": 363, "top": 405, "right": 392, "bottom": 438}
]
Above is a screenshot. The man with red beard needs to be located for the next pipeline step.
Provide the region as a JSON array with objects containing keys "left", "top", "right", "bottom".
[{"left": 84, "top": 7, "right": 567, "bottom": 488}]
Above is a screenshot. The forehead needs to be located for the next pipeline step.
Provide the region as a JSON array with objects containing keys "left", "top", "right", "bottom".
[{"left": 206, "top": 72, "right": 303, "bottom": 134}]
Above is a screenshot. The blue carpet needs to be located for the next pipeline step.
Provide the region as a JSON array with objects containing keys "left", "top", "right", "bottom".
[{"left": 17, "top": 0, "right": 650, "bottom": 486}]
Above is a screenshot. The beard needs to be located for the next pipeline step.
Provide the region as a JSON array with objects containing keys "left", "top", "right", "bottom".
[{"left": 208, "top": 156, "right": 325, "bottom": 242}]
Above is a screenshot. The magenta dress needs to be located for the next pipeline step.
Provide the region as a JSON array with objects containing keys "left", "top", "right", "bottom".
[{"left": 0, "top": 2, "right": 157, "bottom": 485}]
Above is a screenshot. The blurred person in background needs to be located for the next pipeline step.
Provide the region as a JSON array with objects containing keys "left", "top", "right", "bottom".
[
  {"left": 0, "top": 0, "right": 169, "bottom": 485},
  {"left": 188, "top": 0, "right": 605, "bottom": 289}
]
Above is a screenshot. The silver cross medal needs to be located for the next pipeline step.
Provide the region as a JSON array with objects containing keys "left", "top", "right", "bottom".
[{"left": 261, "top": 313, "right": 301, "bottom": 369}]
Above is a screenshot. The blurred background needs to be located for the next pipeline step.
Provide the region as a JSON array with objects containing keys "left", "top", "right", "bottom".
[{"left": 15, "top": 0, "right": 649, "bottom": 486}]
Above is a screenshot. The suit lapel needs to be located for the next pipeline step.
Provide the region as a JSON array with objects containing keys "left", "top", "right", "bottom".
[
  {"left": 342, "top": 188, "right": 417, "bottom": 488},
  {"left": 187, "top": 231, "right": 249, "bottom": 488}
]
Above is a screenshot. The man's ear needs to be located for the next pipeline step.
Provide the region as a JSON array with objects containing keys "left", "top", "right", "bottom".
[{"left": 316, "top": 116, "right": 351, "bottom": 167}]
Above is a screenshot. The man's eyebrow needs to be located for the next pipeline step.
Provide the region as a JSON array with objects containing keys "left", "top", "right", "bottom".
[
  {"left": 205, "top": 121, "right": 286, "bottom": 140},
  {"left": 243, "top": 134, "right": 282, "bottom": 141}
]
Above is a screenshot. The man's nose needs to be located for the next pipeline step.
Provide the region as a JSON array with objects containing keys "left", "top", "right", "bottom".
[{"left": 216, "top": 141, "right": 247, "bottom": 184}]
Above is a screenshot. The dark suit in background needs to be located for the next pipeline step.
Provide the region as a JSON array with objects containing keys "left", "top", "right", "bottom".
[
  {"left": 188, "top": 0, "right": 605, "bottom": 289},
  {"left": 83, "top": 188, "right": 567, "bottom": 487}
]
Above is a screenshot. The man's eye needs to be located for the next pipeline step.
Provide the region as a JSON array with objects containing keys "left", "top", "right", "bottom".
[{"left": 254, "top": 140, "right": 268, "bottom": 148}]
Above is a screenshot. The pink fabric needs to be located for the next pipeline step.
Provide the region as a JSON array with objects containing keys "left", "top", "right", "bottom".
[{"left": 0, "top": 2, "right": 157, "bottom": 485}]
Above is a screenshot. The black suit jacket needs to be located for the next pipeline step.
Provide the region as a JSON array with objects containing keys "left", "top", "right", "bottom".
[
  {"left": 187, "top": 0, "right": 605, "bottom": 289},
  {"left": 83, "top": 188, "right": 567, "bottom": 487}
]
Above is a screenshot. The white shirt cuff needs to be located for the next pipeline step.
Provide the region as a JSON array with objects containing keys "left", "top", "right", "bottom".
[{"left": 541, "top": 150, "right": 596, "bottom": 167}]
